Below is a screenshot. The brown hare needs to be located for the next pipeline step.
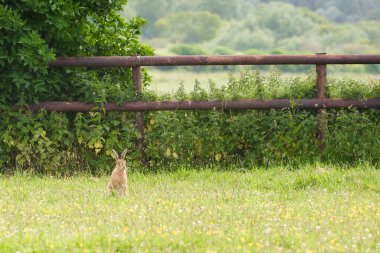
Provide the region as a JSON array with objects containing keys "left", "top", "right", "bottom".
[{"left": 107, "top": 148, "right": 128, "bottom": 196}]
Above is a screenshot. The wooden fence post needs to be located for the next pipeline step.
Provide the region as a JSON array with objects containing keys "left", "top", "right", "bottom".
[
  {"left": 132, "top": 65, "right": 146, "bottom": 164},
  {"left": 316, "top": 53, "right": 328, "bottom": 151}
]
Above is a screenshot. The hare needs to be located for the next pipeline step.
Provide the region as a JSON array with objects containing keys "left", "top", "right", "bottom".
[{"left": 107, "top": 148, "right": 129, "bottom": 196}]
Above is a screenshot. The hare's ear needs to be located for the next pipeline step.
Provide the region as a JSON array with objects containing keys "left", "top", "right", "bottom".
[
  {"left": 121, "top": 148, "right": 128, "bottom": 159},
  {"left": 112, "top": 149, "right": 119, "bottom": 160}
]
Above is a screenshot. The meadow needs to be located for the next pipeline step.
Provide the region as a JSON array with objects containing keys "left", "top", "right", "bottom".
[
  {"left": 0, "top": 165, "right": 379, "bottom": 252},
  {"left": 146, "top": 68, "right": 380, "bottom": 93}
]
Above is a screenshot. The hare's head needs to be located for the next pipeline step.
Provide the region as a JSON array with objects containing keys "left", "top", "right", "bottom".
[{"left": 112, "top": 149, "right": 128, "bottom": 170}]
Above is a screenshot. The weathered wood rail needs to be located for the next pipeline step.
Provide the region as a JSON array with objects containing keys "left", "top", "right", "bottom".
[{"left": 49, "top": 54, "right": 380, "bottom": 67}]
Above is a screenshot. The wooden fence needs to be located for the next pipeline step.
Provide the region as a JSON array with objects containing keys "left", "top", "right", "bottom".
[{"left": 21, "top": 54, "right": 380, "bottom": 159}]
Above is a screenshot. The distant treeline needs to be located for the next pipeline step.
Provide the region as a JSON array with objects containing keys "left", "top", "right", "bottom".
[
  {"left": 268, "top": 0, "right": 380, "bottom": 22},
  {"left": 124, "top": 0, "right": 380, "bottom": 59}
]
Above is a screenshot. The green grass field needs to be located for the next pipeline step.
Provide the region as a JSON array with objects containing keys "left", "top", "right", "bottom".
[
  {"left": 146, "top": 68, "right": 380, "bottom": 93},
  {"left": 0, "top": 165, "right": 379, "bottom": 252}
]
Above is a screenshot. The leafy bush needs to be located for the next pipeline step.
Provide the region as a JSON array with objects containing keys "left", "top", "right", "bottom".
[
  {"left": 0, "top": 1, "right": 153, "bottom": 173},
  {"left": 3, "top": 68, "right": 379, "bottom": 174},
  {"left": 143, "top": 71, "right": 380, "bottom": 168},
  {"left": 170, "top": 45, "right": 209, "bottom": 55},
  {"left": 169, "top": 45, "right": 218, "bottom": 72},
  {"left": 212, "top": 46, "right": 235, "bottom": 55}
]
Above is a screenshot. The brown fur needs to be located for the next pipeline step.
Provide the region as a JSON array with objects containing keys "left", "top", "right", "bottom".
[{"left": 107, "top": 149, "right": 128, "bottom": 196}]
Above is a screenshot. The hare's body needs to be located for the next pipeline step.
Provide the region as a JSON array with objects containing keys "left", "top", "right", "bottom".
[
  {"left": 107, "top": 165, "right": 127, "bottom": 196},
  {"left": 107, "top": 149, "right": 129, "bottom": 196}
]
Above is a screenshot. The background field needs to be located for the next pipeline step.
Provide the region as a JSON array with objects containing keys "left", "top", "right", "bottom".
[
  {"left": 146, "top": 67, "right": 380, "bottom": 93},
  {"left": 0, "top": 166, "right": 379, "bottom": 252}
]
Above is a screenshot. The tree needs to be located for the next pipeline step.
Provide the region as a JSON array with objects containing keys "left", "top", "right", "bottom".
[
  {"left": 277, "top": 0, "right": 380, "bottom": 23},
  {"left": 154, "top": 11, "right": 222, "bottom": 44},
  {"left": 0, "top": 0, "right": 153, "bottom": 172},
  {"left": 214, "top": 2, "right": 325, "bottom": 51},
  {"left": 0, "top": 0, "right": 153, "bottom": 104}
]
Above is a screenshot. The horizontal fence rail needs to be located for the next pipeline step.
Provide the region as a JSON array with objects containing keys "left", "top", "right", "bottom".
[
  {"left": 10, "top": 99, "right": 380, "bottom": 112},
  {"left": 49, "top": 54, "right": 380, "bottom": 68},
  {"left": 5, "top": 54, "right": 380, "bottom": 159}
]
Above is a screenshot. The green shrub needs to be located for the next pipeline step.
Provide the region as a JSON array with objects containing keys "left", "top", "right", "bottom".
[
  {"left": 170, "top": 44, "right": 209, "bottom": 55},
  {"left": 213, "top": 46, "right": 235, "bottom": 55},
  {"left": 170, "top": 44, "right": 214, "bottom": 72},
  {"left": 2, "top": 70, "right": 380, "bottom": 173},
  {"left": 142, "top": 71, "right": 380, "bottom": 168}
]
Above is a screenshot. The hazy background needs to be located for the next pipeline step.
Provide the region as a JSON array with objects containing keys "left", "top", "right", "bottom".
[{"left": 121, "top": 0, "right": 380, "bottom": 92}]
